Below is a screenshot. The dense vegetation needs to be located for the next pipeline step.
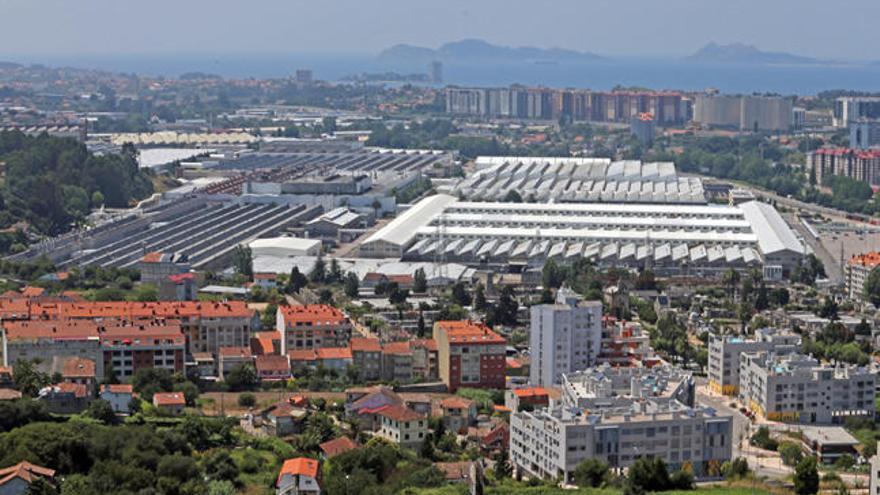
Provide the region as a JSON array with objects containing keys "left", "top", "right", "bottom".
[{"left": 0, "top": 130, "right": 154, "bottom": 239}]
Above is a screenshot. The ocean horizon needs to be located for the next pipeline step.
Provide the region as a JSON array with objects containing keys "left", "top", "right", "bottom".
[{"left": 2, "top": 52, "right": 880, "bottom": 95}]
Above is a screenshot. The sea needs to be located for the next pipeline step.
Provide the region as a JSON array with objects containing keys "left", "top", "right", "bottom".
[{"left": 5, "top": 52, "right": 880, "bottom": 95}]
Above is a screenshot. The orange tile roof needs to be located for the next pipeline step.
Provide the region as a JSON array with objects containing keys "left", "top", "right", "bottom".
[
  {"left": 101, "top": 384, "right": 133, "bottom": 394},
  {"left": 153, "top": 392, "right": 186, "bottom": 407},
  {"left": 382, "top": 341, "right": 411, "bottom": 356},
  {"left": 62, "top": 357, "right": 96, "bottom": 378},
  {"left": 53, "top": 382, "right": 88, "bottom": 398},
  {"left": 251, "top": 331, "right": 280, "bottom": 355},
  {"left": 277, "top": 457, "right": 320, "bottom": 484},
  {"left": 288, "top": 349, "right": 318, "bottom": 362},
  {"left": 412, "top": 338, "right": 437, "bottom": 351},
  {"left": 21, "top": 286, "right": 45, "bottom": 297},
  {"left": 319, "top": 437, "right": 360, "bottom": 458},
  {"left": 256, "top": 355, "right": 290, "bottom": 373},
  {"left": 435, "top": 321, "right": 506, "bottom": 345},
  {"left": 849, "top": 252, "right": 880, "bottom": 268},
  {"left": 350, "top": 337, "right": 382, "bottom": 353},
  {"left": 512, "top": 387, "right": 550, "bottom": 398},
  {"left": 316, "top": 347, "right": 353, "bottom": 360},
  {"left": 219, "top": 346, "right": 253, "bottom": 358},
  {"left": 3, "top": 320, "right": 100, "bottom": 340},
  {"left": 0, "top": 461, "right": 55, "bottom": 487},
  {"left": 280, "top": 304, "right": 348, "bottom": 326},
  {"left": 141, "top": 252, "right": 164, "bottom": 263},
  {"left": 378, "top": 404, "right": 424, "bottom": 422},
  {"left": 440, "top": 397, "right": 474, "bottom": 410},
  {"left": 24, "top": 300, "right": 253, "bottom": 320}
]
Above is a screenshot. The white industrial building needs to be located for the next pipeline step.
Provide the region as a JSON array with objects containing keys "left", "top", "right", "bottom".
[
  {"left": 453, "top": 157, "right": 705, "bottom": 204},
  {"left": 359, "top": 193, "right": 805, "bottom": 275},
  {"left": 249, "top": 237, "right": 322, "bottom": 257}
]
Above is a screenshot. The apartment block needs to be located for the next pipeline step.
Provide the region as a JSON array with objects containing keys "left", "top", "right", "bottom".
[
  {"left": 510, "top": 398, "right": 731, "bottom": 482},
  {"left": 808, "top": 148, "right": 880, "bottom": 186},
  {"left": 561, "top": 363, "right": 695, "bottom": 408},
  {"left": 99, "top": 321, "right": 186, "bottom": 379},
  {"left": 693, "top": 94, "right": 793, "bottom": 132},
  {"left": 433, "top": 320, "right": 506, "bottom": 392},
  {"left": 739, "top": 352, "right": 876, "bottom": 424},
  {"left": 846, "top": 252, "right": 880, "bottom": 303},
  {"left": 707, "top": 328, "right": 800, "bottom": 395},
  {"left": 277, "top": 304, "right": 352, "bottom": 354},
  {"left": 529, "top": 289, "right": 602, "bottom": 387}
]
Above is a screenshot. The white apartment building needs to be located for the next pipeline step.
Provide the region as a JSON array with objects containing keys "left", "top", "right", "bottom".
[
  {"left": 739, "top": 352, "right": 876, "bottom": 424},
  {"left": 510, "top": 398, "right": 732, "bottom": 482},
  {"left": 529, "top": 289, "right": 602, "bottom": 387},
  {"left": 846, "top": 252, "right": 880, "bottom": 303},
  {"left": 561, "top": 363, "right": 695, "bottom": 408},
  {"left": 707, "top": 328, "right": 800, "bottom": 396}
]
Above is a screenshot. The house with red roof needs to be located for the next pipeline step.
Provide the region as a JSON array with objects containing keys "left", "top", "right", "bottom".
[
  {"left": 0, "top": 461, "right": 56, "bottom": 495},
  {"left": 38, "top": 382, "right": 90, "bottom": 414},
  {"left": 58, "top": 357, "right": 97, "bottom": 397},
  {"left": 219, "top": 346, "right": 254, "bottom": 379},
  {"left": 467, "top": 419, "right": 510, "bottom": 454},
  {"left": 376, "top": 404, "right": 428, "bottom": 450},
  {"left": 504, "top": 387, "right": 551, "bottom": 411},
  {"left": 315, "top": 347, "right": 353, "bottom": 371},
  {"left": 276, "top": 457, "right": 321, "bottom": 495},
  {"left": 99, "top": 384, "right": 135, "bottom": 413},
  {"left": 256, "top": 355, "right": 291, "bottom": 381},
  {"left": 260, "top": 401, "right": 308, "bottom": 437},
  {"left": 319, "top": 437, "right": 360, "bottom": 459},
  {"left": 153, "top": 392, "right": 186, "bottom": 416},
  {"left": 440, "top": 397, "right": 477, "bottom": 434}
]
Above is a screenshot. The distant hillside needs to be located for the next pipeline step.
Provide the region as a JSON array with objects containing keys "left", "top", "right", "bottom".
[
  {"left": 377, "top": 39, "right": 604, "bottom": 64},
  {"left": 686, "top": 42, "right": 818, "bottom": 65}
]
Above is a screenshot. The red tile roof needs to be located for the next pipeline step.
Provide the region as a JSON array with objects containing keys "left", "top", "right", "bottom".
[
  {"left": 316, "top": 347, "right": 352, "bottom": 360},
  {"left": 53, "top": 382, "right": 88, "bottom": 398},
  {"left": 256, "top": 355, "right": 290, "bottom": 373},
  {"left": 0, "top": 461, "right": 55, "bottom": 487},
  {"left": 288, "top": 349, "right": 318, "bottom": 362},
  {"left": 280, "top": 304, "right": 348, "bottom": 326},
  {"left": 153, "top": 392, "right": 186, "bottom": 407},
  {"left": 350, "top": 337, "right": 382, "bottom": 353},
  {"left": 378, "top": 404, "right": 425, "bottom": 422},
  {"left": 277, "top": 457, "right": 320, "bottom": 485},
  {"left": 101, "top": 384, "right": 133, "bottom": 394},
  {"left": 21, "top": 286, "right": 45, "bottom": 297},
  {"left": 319, "top": 437, "right": 360, "bottom": 458},
  {"left": 849, "top": 252, "right": 880, "bottom": 268},
  {"left": 62, "top": 357, "right": 96, "bottom": 378},
  {"left": 512, "top": 387, "right": 550, "bottom": 398},
  {"left": 219, "top": 346, "right": 253, "bottom": 358},
  {"left": 440, "top": 397, "right": 474, "bottom": 410},
  {"left": 435, "top": 321, "right": 505, "bottom": 345},
  {"left": 141, "top": 252, "right": 164, "bottom": 263},
  {"left": 382, "top": 341, "right": 411, "bottom": 356}
]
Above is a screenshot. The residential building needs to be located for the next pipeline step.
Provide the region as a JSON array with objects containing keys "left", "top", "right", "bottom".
[
  {"left": 345, "top": 386, "right": 404, "bottom": 431},
  {"left": 277, "top": 304, "right": 352, "bottom": 354},
  {"left": 630, "top": 112, "right": 655, "bottom": 146},
  {"left": 510, "top": 398, "right": 732, "bottom": 482},
  {"left": 504, "top": 387, "right": 551, "bottom": 412},
  {"left": 799, "top": 426, "right": 860, "bottom": 465},
  {"left": 598, "top": 317, "right": 656, "bottom": 367},
  {"left": 739, "top": 352, "right": 876, "bottom": 424},
  {"left": 834, "top": 97, "right": 880, "bottom": 128},
  {"left": 707, "top": 328, "right": 800, "bottom": 395},
  {"left": 808, "top": 148, "right": 880, "bottom": 186},
  {"left": 561, "top": 363, "right": 695, "bottom": 407},
  {"left": 38, "top": 382, "right": 90, "bottom": 414},
  {"left": 260, "top": 402, "right": 308, "bottom": 437},
  {"left": 847, "top": 252, "right": 880, "bottom": 303},
  {"left": 871, "top": 442, "right": 880, "bottom": 495},
  {"left": 350, "top": 337, "right": 382, "bottom": 381},
  {"left": 376, "top": 404, "right": 428, "bottom": 450},
  {"left": 381, "top": 341, "right": 414, "bottom": 383},
  {"left": 433, "top": 320, "right": 506, "bottom": 392},
  {"left": 153, "top": 392, "right": 186, "bottom": 416},
  {"left": 99, "top": 321, "right": 186, "bottom": 380},
  {"left": 529, "top": 289, "right": 602, "bottom": 387},
  {"left": 319, "top": 437, "right": 360, "bottom": 459},
  {"left": 411, "top": 339, "right": 438, "bottom": 380},
  {"left": 315, "top": 347, "right": 353, "bottom": 372},
  {"left": 99, "top": 384, "right": 135, "bottom": 414},
  {"left": 850, "top": 119, "right": 880, "bottom": 149},
  {"left": 58, "top": 357, "right": 97, "bottom": 397},
  {"left": 139, "top": 252, "right": 190, "bottom": 287},
  {"left": 1, "top": 320, "right": 104, "bottom": 379},
  {"left": 440, "top": 396, "right": 477, "bottom": 434},
  {"left": 219, "top": 347, "right": 255, "bottom": 379},
  {"left": 0, "top": 461, "right": 56, "bottom": 495},
  {"left": 256, "top": 354, "right": 291, "bottom": 381},
  {"left": 276, "top": 457, "right": 321, "bottom": 495},
  {"left": 694, "top": 94, "right": 793, "bottom": 131}
]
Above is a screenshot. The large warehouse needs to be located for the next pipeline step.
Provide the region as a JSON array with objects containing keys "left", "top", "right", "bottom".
[
  {"left": 451, "top": 156, "right": 706, "bottom": 204},
  {"left": 359, "top": 194, "right": 805, "bottom": 275}
]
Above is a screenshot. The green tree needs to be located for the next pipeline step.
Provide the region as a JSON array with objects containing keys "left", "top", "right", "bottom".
[
  {"left": 231, "top": 245, "right": 253, "bottom": 279},
  {"left": 451, "top": 282, "right": 470, "bottom": 306},
  {"left": 84, "top": 399, "right": 117, "bottom": 424},
  {"left": 132, "top": 367, "right": 173, "bottom": 401},
  {"left": 224, "top": 363, "right": 258, "bottom": 391},
  {"left": 287, "top": 266, "right": 308, "bottom": 293},
  {"left": 413, "top": 268, "right": 428, "bottom": 293},
  {"left": 864, "top": 267, "right": 880, "bottom": 306},
  {"left": 310, "top": 257, "right": 327, "bottom": 283},
  {"left": 778, "top": 441, "right": 804, "bottom": 466},
  {"left": 328, "top": 258, "right": 342, "bottom": 283},
  {"left": 493, "top": 450, "right": 512, "bottom": 480},
  {"left": 343, "top": 272, "right": 360, "bottom": 298},
  {"left": 572, "top": 458, "right": 609, "bottom": 487},
  {"left": 794, "top": 456, "right": 819, "bottom": 495},
  {"left": 542, "top": 259, "right": 565, "bottom": 289},
  {"left": 472, "top": 283, "right": 488, "bottom": 312},
  {"left": 12, "top": 359, "right": 51, "bottom": 397},
  {"left": 237, "top": 392, "right": 256, "bottom": 408}
]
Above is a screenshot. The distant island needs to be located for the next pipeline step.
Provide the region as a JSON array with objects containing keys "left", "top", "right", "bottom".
[
  {"left": 341, "top": 71, "right": 431, "bottom": 83},
  {"left": 685, "top": 42, "right": 819, "bottom": 65},
  {"left": 377, "top": 38, "right": 605, "bottom": 64}
]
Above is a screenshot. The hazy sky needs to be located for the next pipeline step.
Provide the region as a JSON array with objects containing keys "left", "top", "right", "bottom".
[{"left": 1, "top": 0, "right": 877, "bottom": 60}]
